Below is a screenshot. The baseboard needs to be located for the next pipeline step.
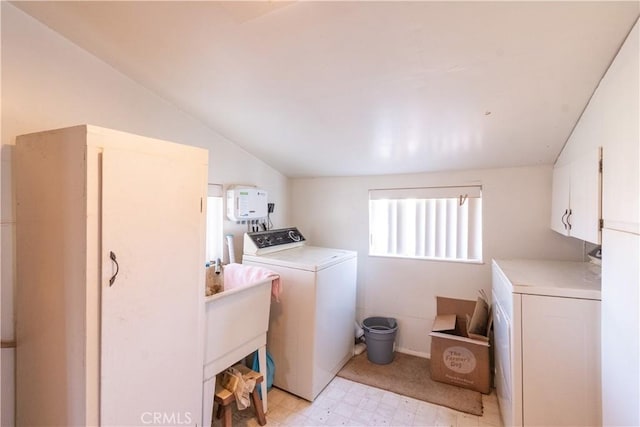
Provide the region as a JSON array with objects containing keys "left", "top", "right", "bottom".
[{"left": 395, "top": 347, "right": 430, "bottom": 359}]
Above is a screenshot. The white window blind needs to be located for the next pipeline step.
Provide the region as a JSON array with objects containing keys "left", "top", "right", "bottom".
[
  {"left": 206, "top": 184, "right": 224, "bottom": 263},
  {"left": 369, "top": 186, "right": 482, "bottom": 262}
]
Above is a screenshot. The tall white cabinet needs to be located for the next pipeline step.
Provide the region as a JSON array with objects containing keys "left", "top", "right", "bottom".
[
  {"left": 598, "top": 21, "right": 640, "bottom": 425},
  {"left": 15, "top": 125, "right": 208, "bottom": 426},
  {"left": 492, "top": 259, "right": 601, "bottom": 427},
  {"left": 550, "top": 18, "right": 639, "bottom": 426}
]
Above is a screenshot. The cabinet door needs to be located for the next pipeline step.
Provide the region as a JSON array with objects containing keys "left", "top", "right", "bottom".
[
  {"left": 601, "top": 229, "right": 639, "bottom": 426},
  {"left": 550, "top": 163, "right": 570, "bottom": 235},
  {"left": 602, "top": 138, "right": 639, "bottom": 234},
  {"left": 100, "top": 147, "right": 206, "bottom": 426},
  {"left": 569, "top": 147, "right": 601, "bottom": 243},
  {"left": 551, "top": 147, "right": 602, "bottom": 243},
  {"left": 521, "top": 294, "right": 601, "bottom": 426}
]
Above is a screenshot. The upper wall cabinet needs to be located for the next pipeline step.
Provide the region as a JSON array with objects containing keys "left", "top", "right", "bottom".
[
  {"left": 551, "top": 147, "right": 602, "bottom": 244},
  {"left": 602, "top": 128, "right": 639, "bottom": 235}
]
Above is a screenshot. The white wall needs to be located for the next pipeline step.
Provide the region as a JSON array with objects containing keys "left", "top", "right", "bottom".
[
  {"left": 291, "top": 165, "right": 583, "bottom": 356},
  {"left": 0, "top": 4, "right": 290, "bottom": 424}
]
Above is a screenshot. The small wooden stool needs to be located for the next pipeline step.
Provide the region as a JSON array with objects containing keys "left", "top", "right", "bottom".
[{"left": 213, "top": 364, "right": 267, "bottom": 427}]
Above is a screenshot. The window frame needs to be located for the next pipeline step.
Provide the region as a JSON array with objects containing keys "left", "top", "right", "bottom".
[
  {"left": 205, "top": 183, "right": 224, "bottom": 264},
  {"left": 368, "top": 185, "right": 483, "bottom": 264}
]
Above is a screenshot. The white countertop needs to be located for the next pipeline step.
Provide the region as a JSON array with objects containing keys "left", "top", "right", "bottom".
[{"left": 493, "top": 259, "right": 602, "bottom": 300}]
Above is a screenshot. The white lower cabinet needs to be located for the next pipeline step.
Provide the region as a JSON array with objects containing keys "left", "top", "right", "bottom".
[
  {"left": 492, "top": 260, "right": 602, "bottom": 427},
  {"left": 521, "top": 294, "right": 601, "bottom": 426},
  {"left": 601, "top": 229, "right": 640, "bottom": 426}
]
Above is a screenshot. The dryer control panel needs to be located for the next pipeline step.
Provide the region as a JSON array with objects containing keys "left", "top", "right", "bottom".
[{"left": 244, "top": 227, "right": 306, "bottom": 255}]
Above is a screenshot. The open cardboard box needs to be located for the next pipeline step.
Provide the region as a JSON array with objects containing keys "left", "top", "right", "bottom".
[{"left": 429, "top": 296, "right": 492, "bottom": 394}]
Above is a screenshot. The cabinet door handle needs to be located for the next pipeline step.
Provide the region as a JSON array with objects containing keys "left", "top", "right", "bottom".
[
  {"left": 567, "top": 209, "right": 572, "bottom": 230},
  {"left": 109, "top": 251, "right": 120, "bottom": 286},
  {"left": 561, "top": 209, "right": 569, "bottom": 230}
]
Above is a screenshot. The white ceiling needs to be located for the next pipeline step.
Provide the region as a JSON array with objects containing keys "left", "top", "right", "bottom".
[{"left": 13, "top": 1, "right": 640, "bottom": 177}]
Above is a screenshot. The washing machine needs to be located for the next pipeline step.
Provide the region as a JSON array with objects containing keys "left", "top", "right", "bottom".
[{"left": 242, "top": 227, "right": 357, "bottom": 401}]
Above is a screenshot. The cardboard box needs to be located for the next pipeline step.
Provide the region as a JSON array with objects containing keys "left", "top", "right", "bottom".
[{"left": 429, "top": 296, "right": 491, "bottom": 394}]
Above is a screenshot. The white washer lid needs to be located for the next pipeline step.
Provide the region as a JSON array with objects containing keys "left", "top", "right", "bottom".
[
  {"left": 494, "top": 259, "right": 602, "bottom": 300},
  {"left": 242, "top": 245, "right": 356, "bottom": 272}
]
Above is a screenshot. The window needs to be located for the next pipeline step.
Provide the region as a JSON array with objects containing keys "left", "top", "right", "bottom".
[
  {"left": 206, "top": 184, "right": 224, "bottom": 264},
  {"left": 369, "top": 185, "right": 482, "bottom": 262}
]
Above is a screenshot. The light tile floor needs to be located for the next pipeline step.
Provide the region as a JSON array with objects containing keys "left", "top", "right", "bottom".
[{"left": 212, "top": 376, "right": 503, "bottom": 427}]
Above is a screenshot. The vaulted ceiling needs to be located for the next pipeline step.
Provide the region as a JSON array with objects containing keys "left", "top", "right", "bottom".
[{"left": 13, "top": 1, "right": 640, "bottom": 177}]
